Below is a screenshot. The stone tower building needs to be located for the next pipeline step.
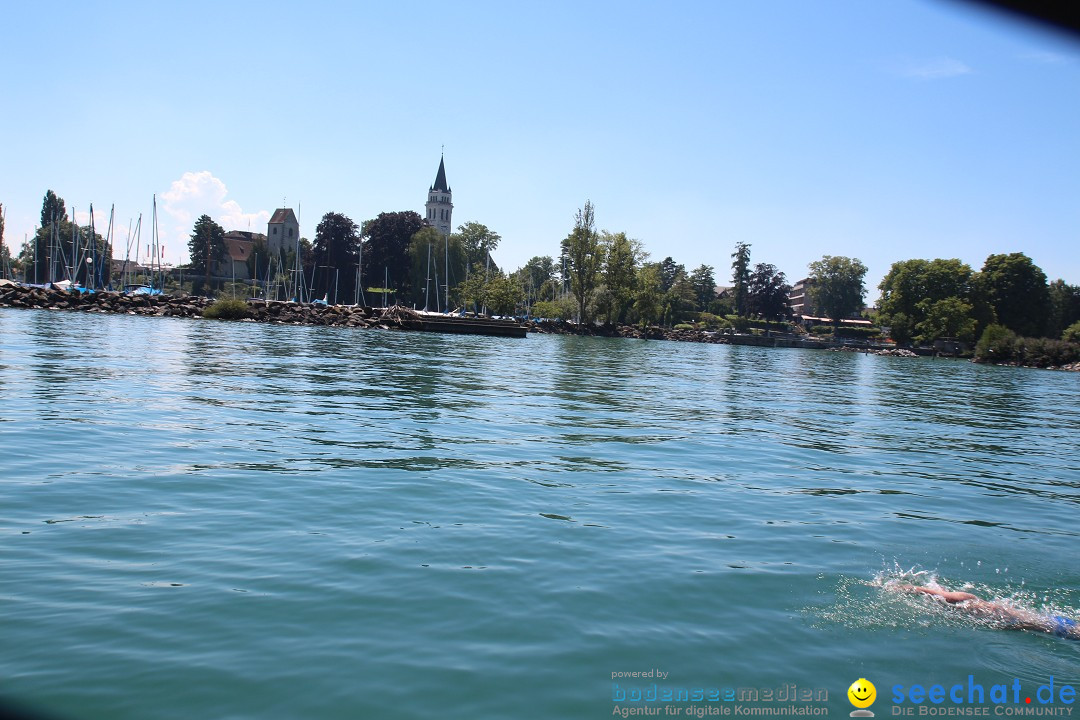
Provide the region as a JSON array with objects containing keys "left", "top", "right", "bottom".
[
  {"left": 424, "top": 156, "right": 453, "bottom": 237},
  {"left": 267, "top": 208, "right": 299, "bottom": 257}
]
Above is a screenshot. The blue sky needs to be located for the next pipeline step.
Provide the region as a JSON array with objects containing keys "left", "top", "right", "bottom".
[{"left": 1, "top": 0, "right": 1077, "bottom": 298}]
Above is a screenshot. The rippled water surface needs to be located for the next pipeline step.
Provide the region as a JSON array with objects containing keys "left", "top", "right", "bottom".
[{"left": 2, "top": 308, "right": 1078, "bottom": 719}]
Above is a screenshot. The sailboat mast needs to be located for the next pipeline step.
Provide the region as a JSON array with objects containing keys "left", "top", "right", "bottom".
[
  {"left": 424, "top": 242, "right": 432, "bottom": 311},
  {"left": 104, "top": 205, "right": 114, "bottom": 289},
  {"left": 151, "top": 195, "right": 157, "bottom": 289},
  {"left": 152, "top": 194, "right": 163, "bottom": 291},
  {"left": 88, "top": 203, "right": 97, "bottom": 289},
  {"left": 293, "top": 224, "right": 303, "bottom": 303}
]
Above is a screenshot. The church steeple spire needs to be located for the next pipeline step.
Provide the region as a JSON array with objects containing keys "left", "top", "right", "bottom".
[
  {"left": 431, "top": 154, "right": 450, "bottom": 193},
  {"left": 425, "top": 154, "right": 453, "bottom": 236}
]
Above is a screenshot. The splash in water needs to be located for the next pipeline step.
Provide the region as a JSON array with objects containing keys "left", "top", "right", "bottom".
[{"left": 818, "top": 562, "right": 1078, "bottom": 638}]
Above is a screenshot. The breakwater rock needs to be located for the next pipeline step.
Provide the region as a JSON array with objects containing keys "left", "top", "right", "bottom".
[
  {"left": 0, "top": 284, "right": 414, "bottom": 330},
  {"left": 0, "top": 283, "right": 528, "bottom": 336},
  {"left": 0, "top": 284, "right": 214, "bottom": 317}
]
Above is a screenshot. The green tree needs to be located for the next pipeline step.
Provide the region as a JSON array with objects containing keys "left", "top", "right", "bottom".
[
  {"left": 658, "top": 257, "right": 683, "bottom": 293},
  {"left": 409, "top": 226, "right": 466, "bottom": 310},
  {"left": 40, "top": 190, "right": 66, "bottom": 230},
  {"left": 453, "top": 221, "right": 501, "bottom": 268},
  {"left": 1063, "top": 321, "right": 1080, "bottom": 344},
  {"left": 808, "top": 255, "right": 868, "bottom": 327},
  {"left": 532, "top": 297, "right": 577, "bottom": 321},
  {"left": 915, "top": 297, "right": 977, "bottom": 343},
  {"left": 634, "top": 262, "right": 663, "bottom": 328},
  {"left": 456, "top": 267, "right": 484, "bottom": 312},
  {"left": 515, "top": 255, "right": 557, "bottom": 308},
  {"left": 877, "top": 258, "right": 979, "bottom": 341},
  {"left": 1047, "top": 279, "right": 1080, "bottom": 340},
  {"left": 28, "top": 190, "right": 70, "bottom": 283},
  {"left": 602, "top": 231, "right": 644, "bottom": 324},
  {"left": 362, "top": 211, "right": 425, "bottom": 301},
  {"left": 188, "top": 215, "right": 226, "bottom": 294},
  {"left": 455, "top": 265, "right": 521, "bottom": 315},
  {"left": 519, "top": 256, "right": 556, "bottom": 292},
  {"left": 886, "top": 312, "right": 916, "bottom": 345},
  {"left": 974, "top": 323, "right": 1017, "bottom": 363},
  {"left": 731, "top": 242, "right": 752, "bottom": 317},
  {"left": 689, "top": 264, "right": 716, "bottom": 312},
  {"left": 312, "top": 212, "right": 361, "bottom": 303},
  {"left": 878, "top": 258, "right": 974, "bottom": 317},
  {"left": 484, "top": 273, "right": 524, "bottom": 316},
  {"left": 661, "top": 267, "right": 696, "bottom": 326},
  {"left": 977, "top": 252, "right": 1049, "bottom": 338},
  {"left": 747, "top": 263, "right": 790, "bottom": 321},
  {"left": 560, "top": 200, "right": 604, "bottom": 325}
]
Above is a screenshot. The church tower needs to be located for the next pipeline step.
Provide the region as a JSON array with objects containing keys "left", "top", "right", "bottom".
[{"left": 425, "top": 155, "right": 453, "bottom": 237}]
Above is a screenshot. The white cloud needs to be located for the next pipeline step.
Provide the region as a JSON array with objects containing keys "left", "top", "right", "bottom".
[
  {"left": 160, "top": 171, "right": 270, "bottom": 261},
  {"left": 894, "top": 57, "right": 973, "bottom": 80}
]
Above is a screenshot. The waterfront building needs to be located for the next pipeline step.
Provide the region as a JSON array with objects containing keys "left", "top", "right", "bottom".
[
  {"left": 267, "top": 208, "right": 300, "bottom": 257},
  {"left": 788, "top": 277, "right": 817, "bottom": 317},
  {"left": 217, "top": 230, "right": 262, "bottom": 280},
  {"left": 424, "top": 156, "right": 453, "bottom": 237}
]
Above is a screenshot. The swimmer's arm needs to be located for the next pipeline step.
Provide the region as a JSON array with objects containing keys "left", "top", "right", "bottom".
[
  {"left": 894, "top": 585, "right": 1044, "bottom": 628},
  {"left": 891, "top": 584, "right": 979, "bottom": 603}
]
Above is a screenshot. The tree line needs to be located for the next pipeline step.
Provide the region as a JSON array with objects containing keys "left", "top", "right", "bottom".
[
  {"left": 524, "top": 200, "right": 871, "bottom": 331},
  {"left": 8, "top": 190, "right": 1079, "bottom": 347},
  {"left": 186, "top": 210, "right": 504, "bottom": 309},
  {"left": 185, "top": 197, "right": 1080, "bottom": 348},
  {"left": 877, "top": 254, "right": 1080, "bottom": 346}
]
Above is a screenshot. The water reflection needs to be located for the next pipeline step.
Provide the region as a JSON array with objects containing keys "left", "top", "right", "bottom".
[{"left": 3, "top": 308, "right": 1079, "bottom": 517}]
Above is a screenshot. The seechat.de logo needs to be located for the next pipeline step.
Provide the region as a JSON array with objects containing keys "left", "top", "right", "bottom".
[{"left": 849, "top": 678, "right": 877, "bottom": 717}]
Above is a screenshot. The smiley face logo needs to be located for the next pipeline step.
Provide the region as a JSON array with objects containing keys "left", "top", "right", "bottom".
[{"left": 848, "top": 678, "right": 876, "bottom": 714}]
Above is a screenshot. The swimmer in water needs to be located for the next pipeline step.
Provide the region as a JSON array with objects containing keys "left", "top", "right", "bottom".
[{"left": 890, "top": 583, "right": 1079, "bottom": 640}]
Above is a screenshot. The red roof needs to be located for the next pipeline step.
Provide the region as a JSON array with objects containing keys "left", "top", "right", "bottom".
[
  {"left": 269, "top": 208, "right": 298, "bottom": 225},
  {"left": 224, "top": 236, "right": 254, "bottom": 262}
]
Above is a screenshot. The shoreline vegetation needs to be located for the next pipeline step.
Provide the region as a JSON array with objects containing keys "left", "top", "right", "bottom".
[
  {"left": 5, "top": 193, "right": 1079, "bottom": 373},
  {"left": 2, "top": 282, "right": 1077, "bottom": 372}
]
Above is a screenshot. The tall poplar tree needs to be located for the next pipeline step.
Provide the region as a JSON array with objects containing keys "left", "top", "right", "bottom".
[
  {"left": 731, "top": 242, "right": 751, "bottom": 317},
  {"left": 560, "top": 200, "right": 604, "bottom": 325}
]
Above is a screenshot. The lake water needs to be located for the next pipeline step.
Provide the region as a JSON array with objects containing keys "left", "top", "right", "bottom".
[{"left": 1, "top": 308, "right": 1078, "bottom": 720}]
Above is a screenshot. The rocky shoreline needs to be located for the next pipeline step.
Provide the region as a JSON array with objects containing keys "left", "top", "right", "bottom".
[
  {"left": 2, "top": 282, "right": 1077, "bottom": 371},
  {"left": 0, "top": 283, "right": 738, "bottom": 340},
  {"left": 0, "top": 283, "right": 425, "bottom": 330}
]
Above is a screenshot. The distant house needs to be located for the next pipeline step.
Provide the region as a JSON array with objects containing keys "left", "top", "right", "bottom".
[
  {"left": 215, "top": 231, "right": 264, "bottom": 280},
  {"left": 714, "top": 285, "right": 733, "bottom": 300},
  {"left": 267, "top": 208, "right": 299, "bottom": 256}
]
